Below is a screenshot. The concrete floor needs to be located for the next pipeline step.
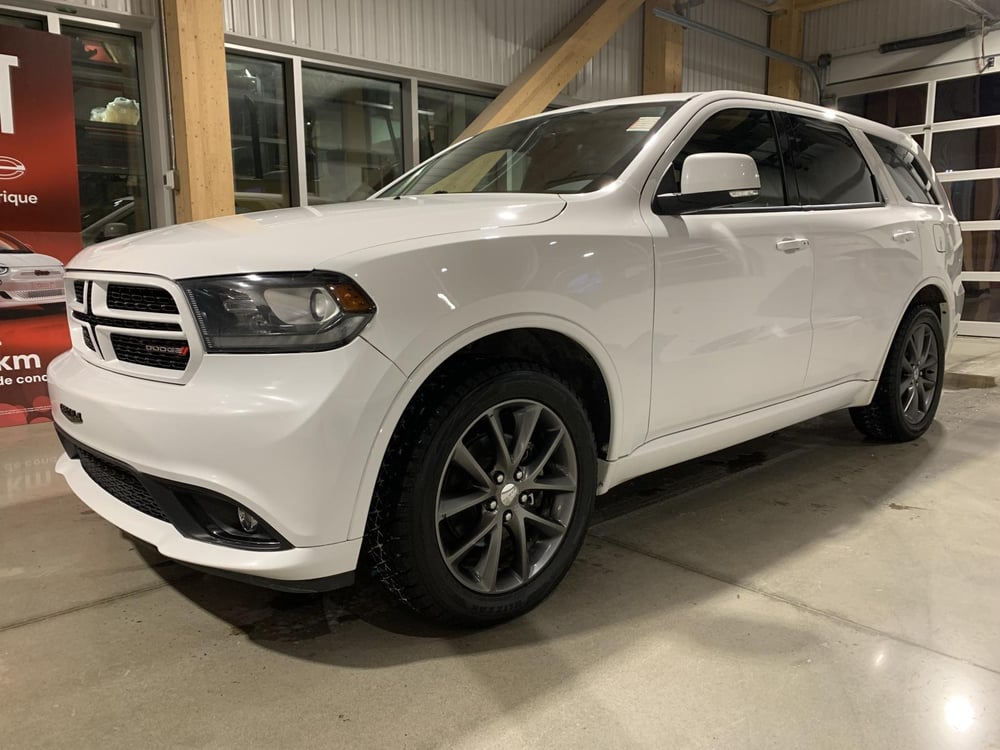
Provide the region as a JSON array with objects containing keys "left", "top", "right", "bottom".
[{"left": 2, "top": 340, "right": 1000, "bottom": 749}]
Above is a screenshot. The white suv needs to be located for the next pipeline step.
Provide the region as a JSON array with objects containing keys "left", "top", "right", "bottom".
[{"left": 49, "top": 92, "right": 963, "bottom": 624}]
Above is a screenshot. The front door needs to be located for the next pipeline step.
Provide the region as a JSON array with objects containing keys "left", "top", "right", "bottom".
[{"left": 641, "top": 107, "right": 814, "bottom": 438}]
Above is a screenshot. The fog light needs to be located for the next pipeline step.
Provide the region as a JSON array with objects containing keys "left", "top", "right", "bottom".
[{"left": 237, "top": 506, "right": 259, "bottom": 533}]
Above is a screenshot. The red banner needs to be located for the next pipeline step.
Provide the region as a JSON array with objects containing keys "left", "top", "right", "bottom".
[{"left": 0, "top": 27, "right": 80, "bottom": 427}]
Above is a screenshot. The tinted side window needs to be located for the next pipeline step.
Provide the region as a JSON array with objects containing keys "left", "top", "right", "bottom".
[
  {"left": 665, "top": 108, "right": 787, "bottom": 208},
  {"left": 786, "top": 116, "right": 879, "bottom": 206},
  {"left": 869, "top": 135, "right": 937, "bottom": 205}
]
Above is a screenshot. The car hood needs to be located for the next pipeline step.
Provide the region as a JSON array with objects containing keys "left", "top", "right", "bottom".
[
  {"left": 68, "top": 194, "right": 567, "bottom": 279},
  {"left": 0, "top": 252, "right": 63, "bottom": 268}
]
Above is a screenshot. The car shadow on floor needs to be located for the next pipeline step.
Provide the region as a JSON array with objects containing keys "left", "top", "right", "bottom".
[{"left": 137, "top": 410, "right": 947, "bottom": 660}]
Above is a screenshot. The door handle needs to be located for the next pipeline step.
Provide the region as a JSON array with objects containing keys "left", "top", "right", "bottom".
[
  {"left": 892, "top": 229, "right": 917, "bottom": 243},
  {"left": 776, "top": 237, "right": 810, "bottom": 253}
]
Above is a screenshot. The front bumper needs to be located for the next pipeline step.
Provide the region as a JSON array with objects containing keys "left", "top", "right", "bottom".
[
  {"left": 48, "top": 337, "right": 406, "bottom": 584},
  {"left": 0, "top": 274, "right": 65, "bottom": 307}
]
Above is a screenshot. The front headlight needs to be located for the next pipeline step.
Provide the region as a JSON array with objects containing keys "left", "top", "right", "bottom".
[{"left": 179, "top": 271, "right": 377, "bottom": 353}]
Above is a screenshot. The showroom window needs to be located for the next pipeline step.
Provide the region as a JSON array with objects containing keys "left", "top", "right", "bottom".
[
  {"left": 417, "top": 86, "right": 492, "bottom": 161},
  {"left": 934, "top": 71, "right": 1000, "bottom": 122},
  {"left": 944, "top": 179, "right": 1000, "bottom": 222},
  {"left": 785, "top": 116, "right": 879, "bottom": 206},
  {"left": 666, "top": 109, "right": 787, "bottom": 208},
  {"left": 227, "top": 54, "right": 292, "bottom": 211},
  {"left": 931, "top": 125, "right": 1000, "bottom": 172},
  {"left": 302, "top": 67, "right": 403, "bottom": 204},
  {"left": 0, "top": 12, "right": 44, "bottom": 29},
  {"left": 65, "top": 26, "right": 151, "bottom": 242},
  {"left": 837, "top": 84, "right": 928, "bottom": 128}
]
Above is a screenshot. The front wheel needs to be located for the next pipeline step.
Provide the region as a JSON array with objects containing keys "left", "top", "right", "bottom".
[
  {"left": 365, "top": 363, "right": 597, "bottom": 625},
  {"left": 850, "top": 305, "right": 945, "bottom": 442}
]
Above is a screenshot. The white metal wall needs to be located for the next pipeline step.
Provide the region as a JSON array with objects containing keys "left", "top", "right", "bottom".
[
  {"left": 36, "top": 0, "right": 156, "bottom": 16},
  {"left": 804, "top": 0, "right": 974, "bottom": 60},
  {"left": 682, "top": 0, "right": 768, "bottom": 93},
  {"left": 224, "top": 0, "right": 643, "bottom": 100},
  {"left": 564, "top": 8, "right": 642, "bottom": 101}
]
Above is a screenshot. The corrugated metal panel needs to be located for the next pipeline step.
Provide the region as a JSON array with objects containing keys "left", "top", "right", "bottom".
[
  {"left": 43, "top": 0, "right": 157, "bottom": 16},
  {"left": 225, "top": 0, "right": 640, "bottom": 101},
  {"left": 682, "top": 0, "right": 768, "bottom": 93},
  {"left": 564, "top": 7, "right": 643, "bottom": 101},
  {"left": 804, "top": 0, "right": 975, "bottom": 60}
]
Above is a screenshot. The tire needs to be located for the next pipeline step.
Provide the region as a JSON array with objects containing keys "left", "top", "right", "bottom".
[
  {"left": 849, "top": 304, "right": 944, "bottom": 442},
  {"left": 365, "top": 362, "right": 597, "bottom": 626}
]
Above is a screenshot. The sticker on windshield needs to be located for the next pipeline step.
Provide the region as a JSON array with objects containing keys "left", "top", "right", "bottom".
[{"left": 626, "top": 116, "right": 660, "bottom": 132}]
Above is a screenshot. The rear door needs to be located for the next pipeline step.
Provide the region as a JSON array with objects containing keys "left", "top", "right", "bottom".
[{"left": 781, "top": 115, "right": 927, "bottom": 389}]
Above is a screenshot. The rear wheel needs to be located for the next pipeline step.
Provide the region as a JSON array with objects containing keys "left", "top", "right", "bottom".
[
  {"left": 850, "top": 305, "right": 944, "bottom": 442},
  {"left": 365, "top": 363, "right": 596, "bottom": 625}
]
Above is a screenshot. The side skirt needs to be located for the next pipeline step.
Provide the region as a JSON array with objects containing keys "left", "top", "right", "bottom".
[{"left": 597, "top": 381, "right": 871, "bottom": 493}]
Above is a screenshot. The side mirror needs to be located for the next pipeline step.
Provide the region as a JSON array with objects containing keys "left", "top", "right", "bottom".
[
  {"left": 654, "top": 153, "right": 761, "bottom": 215},
  {"left": 102, "top": 222, "right": 131, "bottom": 240}
]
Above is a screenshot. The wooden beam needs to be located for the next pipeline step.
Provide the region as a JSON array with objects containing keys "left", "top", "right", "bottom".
[
  {"left": 643, "top": 2, "right": 684, "bottom": 94},
  {"left": 766, "top": 6, "right": 804, "bottom": 100},
  {"left": 458, "top": 0, "right": 645, "bottom": 140},
  {"left": 162, "top": 0, "right": 235, "bottom": 223}
]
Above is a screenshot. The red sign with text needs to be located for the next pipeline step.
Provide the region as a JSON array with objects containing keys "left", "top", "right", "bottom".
[{"left": 0, "top": 27, "right": 81, "bottom": 427}]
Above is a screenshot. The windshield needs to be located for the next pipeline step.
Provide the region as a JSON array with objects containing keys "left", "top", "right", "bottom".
[
  {"left": 0, "top": 234, "right": 30, "bottom": 253},
  {"left": 381, "top": 102, "right": 683, "bottom": 197}
]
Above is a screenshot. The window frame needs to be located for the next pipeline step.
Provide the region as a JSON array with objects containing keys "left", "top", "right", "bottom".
[
  {"left": 646, "top": 103, "right": 886, "bottom": 217},
  {"left": 866, "top": 133, "right": 939, "bottom": 207},
  {"left": 653, "top": 107, "right": 793, "bottom": 214},
  {"left": 781, "top": 113, "right": 885, "bottom": 211}
]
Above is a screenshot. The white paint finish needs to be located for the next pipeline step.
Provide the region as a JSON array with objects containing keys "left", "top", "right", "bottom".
[
  {"left": 679, "top": 152, "right": 760, "bottom": 194},
  {"left": 49, "top": 91, "right": 961, "bottom": 585},
  {"left": 56, "top": 451, "right": 363, "bottom": 579},
  {"left": 681, "top": 0, "right": 768, "bottom": 94},
  {"left": 804, "top": 0, "right": 976, "bottom": 61},
  {"left": 645, "top": 208, "right": 814, "bottom": 435},
  {"left": 70, "top": 194, "right": 568, "bottom": 278},
  {"left": 599, "top": 381, "right": 866, "bottom": 490},
  {"left": 48, "top": 334, "right": 406, "bottom": 550}
]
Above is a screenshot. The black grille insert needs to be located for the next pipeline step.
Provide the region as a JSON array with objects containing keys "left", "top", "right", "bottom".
[
  {"left": 110, "top": 334, "right": 190, "bottom": 370},
  {"left": 81, "top": 328, "right": 95, "bottom": 351},
  {"left": 72, "top": 311, "right": 181, "bottom": 331},
  {"left": 73, "top": 280, "right": 84, "bottom": 303},
  {"left": 107, "top": 283, "right": 179, "bottom": 314},
  {"left": 77, "top": 447, "right": 168, "bottom": 522}
]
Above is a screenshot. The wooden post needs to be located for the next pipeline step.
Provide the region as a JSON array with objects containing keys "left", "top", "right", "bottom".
[
  {"left": 766, "top": 5, "right": 804, "bottom": 101},
  {"left": 643, "top": 2, "right": 684, "bottom": 94},
  {"left": 458, "top": 0, "right": 646, "bottom": 140},
  {"left": 162, "top": 0, "right": 235, "bottom": 223}
]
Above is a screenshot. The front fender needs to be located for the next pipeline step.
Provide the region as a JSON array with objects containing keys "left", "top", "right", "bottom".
[{"left": 335, "top": 227, "right": 656, "bottom": 540}]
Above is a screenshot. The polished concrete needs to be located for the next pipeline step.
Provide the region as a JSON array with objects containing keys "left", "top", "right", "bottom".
[{"left": 2, "top": 340, "right": 1000, "bottom": 749}]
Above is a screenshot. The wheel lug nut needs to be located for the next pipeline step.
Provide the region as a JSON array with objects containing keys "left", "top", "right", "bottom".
[
  {"left": 519, "top": 492, "right": 529, "bottom": 504},
  {"left": 514, "top": 469, "right": 524, "bottom": 481},
  {"left": 503, "top": 510, "right": 513, "bottom": 522},
  {"left": 487, "top": 500, "right": 497, "bottom": 511},
  {"left": 493, "top": 472, "right": 505, "bottom": 485}
]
